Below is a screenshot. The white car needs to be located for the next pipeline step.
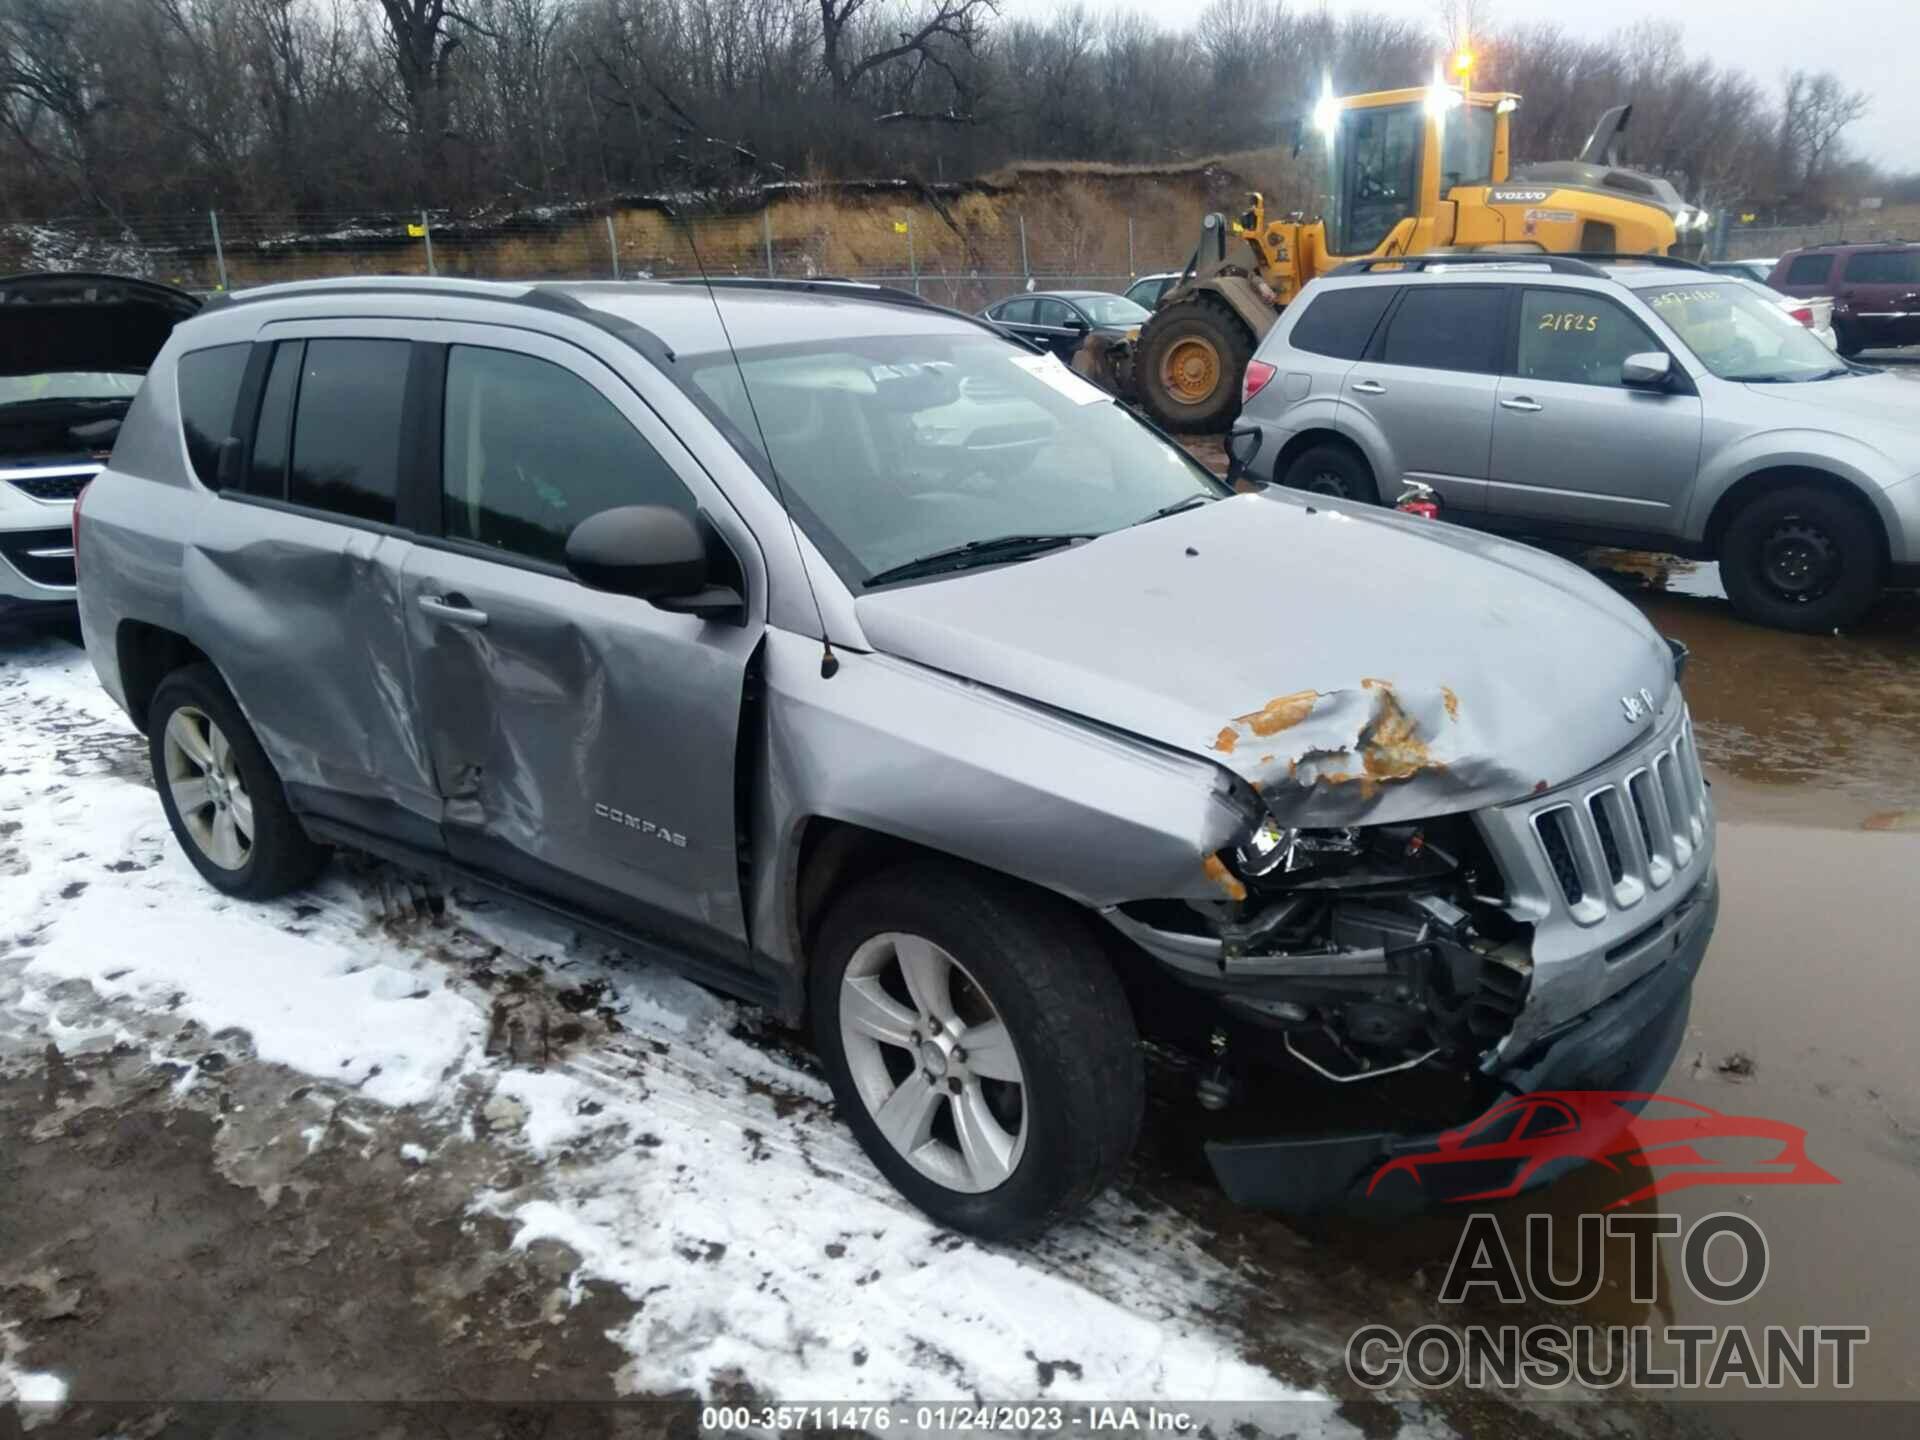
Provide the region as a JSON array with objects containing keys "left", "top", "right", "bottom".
[
  {"left": 1729, "top": 274, "right": 1836, "bottom": 350},
  {"left": 0, "top": 272, "right": 200, "bottom": 621}
]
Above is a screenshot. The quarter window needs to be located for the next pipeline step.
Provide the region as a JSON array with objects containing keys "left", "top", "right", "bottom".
[
  {"left": 176, "top": 343, "right": 249, "bottom": 488},
  {"left": 1377, "top": 287, "right": 1506, "bottom": 374},
  {"left": 1784, "top": 254, "right": 1833, "bottom": 286},
  {"left": 441, "top": 345, "right": 693, "bottom": 566},
  {"left": 287, "top": 339, "right": 411, "bottom": 525},
  {"left": 1515, "top": 290, "right": 1661, "bottom": 388}
]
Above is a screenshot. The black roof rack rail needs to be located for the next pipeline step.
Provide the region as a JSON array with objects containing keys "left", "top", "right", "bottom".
[
  {"left": 666, "top": 275, "right": 938, "bottom": 309},
  {"left": 1568, "top": 251, "right": 1711, "bottom": 271},
  {"left": 1328, "top": 254, "right": 1610, "bottom": 278},
  {"left": 1330, "top": 250, "right": 1713, "bottom": 280}
]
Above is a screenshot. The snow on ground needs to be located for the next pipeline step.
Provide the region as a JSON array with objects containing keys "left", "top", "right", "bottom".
[{"left": 0, "top": 637, "right": 1368, "bottom": 1423}]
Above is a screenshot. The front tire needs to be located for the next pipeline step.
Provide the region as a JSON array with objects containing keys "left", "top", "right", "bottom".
[
  {"left": 149, "top": 664, "right": 328, "bottom": 898},
  {"left": 1136, "top": 297, "right": 1255, "bottom": 433},
  {"left": 811, "top": 863, "right": 1142, "bottom": 1240},
  {"left": 1719, "top": 485, "right": 1884, "bottom": 633},
  {"left": 1281, "top": 441, "right": 1380, "bottom": 504}
]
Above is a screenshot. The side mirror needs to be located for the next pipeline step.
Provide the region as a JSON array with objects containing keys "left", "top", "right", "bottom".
[
  {"left": 1224, "top": 425, "right": 1264, "bottom": 486},
  {"left": 1621, "top": 351, "right": 1674, "bottom": 389},
  {"left": 565, "top": 505, "right": 744, "bottom": 622},
  {"left": 1065, "top": 315, "right": 1089, "bottom": 333}
]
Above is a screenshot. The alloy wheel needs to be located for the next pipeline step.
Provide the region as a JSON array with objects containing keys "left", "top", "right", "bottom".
[
  {"left": 838, "top": 932, "right": 1027, "bottom": 1193},
  {"left": 163, "top": 706, "right": 253, "bottom": 869}
]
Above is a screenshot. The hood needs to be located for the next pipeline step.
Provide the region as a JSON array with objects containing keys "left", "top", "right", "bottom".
[
  {"left": 854, "top": 492, "right": 1676, "bottom": 826},
  {"left": 1744, "top": 371, "right": 1920, "bottom": 447},
  {"left": 0, "top": 272, "right": 202, "bottom": 379}
]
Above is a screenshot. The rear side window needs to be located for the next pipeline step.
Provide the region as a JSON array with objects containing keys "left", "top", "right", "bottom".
[
  {"left": 1841, "top": 250, "right": 1920, "bottom": 284},
  {"left": 1288, "top": 287, "right": 1394, "bottom": 360},
  {"left": 996, "top": 298, "right": 1035, "bottom": 324},
  {"left": 441, "top": 345, "right": 692, "bottom": 565},
  {"left": 1377, "top": 287, "right": 1507, "bottom": 374},
  {"left": 287, "top": 339, "right": 411, "bottom": 525},
  {"left": 1784, "top": 254, "right": 1833, "bottom": 285},
  {"left": 176, "top": 344, "right": 249, "bottom": 487}
]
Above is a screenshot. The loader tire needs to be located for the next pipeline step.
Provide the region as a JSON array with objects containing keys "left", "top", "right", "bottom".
[{"left": 1136, "top": 297, "right": 1254, "bottom": 433}]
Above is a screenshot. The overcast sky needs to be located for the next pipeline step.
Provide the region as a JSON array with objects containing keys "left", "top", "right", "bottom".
[{"left": 1009, "top": 0, "right": 1915, "bottom": 171}]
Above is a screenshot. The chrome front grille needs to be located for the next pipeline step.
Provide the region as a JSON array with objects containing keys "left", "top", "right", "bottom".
[{"left": 1525, "top": 714, "right": 1710, "bottom": 928}]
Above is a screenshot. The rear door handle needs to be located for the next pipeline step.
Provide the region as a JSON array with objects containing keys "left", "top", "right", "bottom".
[
  {"left": 1352, "top": 380, "right": 1386, "bottom": 395},
  {"left": 418, "top": 593, "right": 489, "bottom": 627},
  {"left": 1500, "top": 396, "right": 1543, "bottom": 412}
]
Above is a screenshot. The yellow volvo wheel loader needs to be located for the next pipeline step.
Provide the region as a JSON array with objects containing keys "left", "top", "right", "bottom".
[{"left": 1129, "top": 92, "right": 1711, "bottom": 431}]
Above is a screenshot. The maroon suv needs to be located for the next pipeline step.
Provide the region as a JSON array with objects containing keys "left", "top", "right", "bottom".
[{"left": 1770, "top": 243, "right": 1920, "bottom": 357}]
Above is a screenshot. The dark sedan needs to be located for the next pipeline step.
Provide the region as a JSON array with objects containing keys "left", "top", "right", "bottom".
[{"left": 982, "top": 290, "right": 1151, "bottom": 362}]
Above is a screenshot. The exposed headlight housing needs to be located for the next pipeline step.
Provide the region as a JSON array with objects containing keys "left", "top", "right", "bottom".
[{"left": 1233, "top": 817, "right": 1363, "bottom": 879}]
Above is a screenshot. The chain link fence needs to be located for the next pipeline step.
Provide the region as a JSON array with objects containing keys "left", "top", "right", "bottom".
[
  {"left": 10, "top": 201, "right": 1910, "bottom": 303},
  {"left": 1719, "top": 218, "right": 1918, "bottom": 261},
  {"left": 0, "top": 200, "right": 1188, "bottom": 313}
]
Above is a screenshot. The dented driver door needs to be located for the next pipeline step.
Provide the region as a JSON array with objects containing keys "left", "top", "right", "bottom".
[{"left": 398, "top": 327, "right": 765, "bottom": 987}]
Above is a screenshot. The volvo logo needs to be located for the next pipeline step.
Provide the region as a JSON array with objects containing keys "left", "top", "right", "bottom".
[{"left": 1620, "top": 687, "right": 1657, "bottom": 722}]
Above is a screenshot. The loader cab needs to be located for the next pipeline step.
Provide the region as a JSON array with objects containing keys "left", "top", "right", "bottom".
[{"left": 1318, "top": 88, "right": 1515, "bottom": 261}]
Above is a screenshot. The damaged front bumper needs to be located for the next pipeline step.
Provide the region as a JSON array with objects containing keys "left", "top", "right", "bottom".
[{"left": 1205, "top": 868, "right": 1717, "bottom": 1213}]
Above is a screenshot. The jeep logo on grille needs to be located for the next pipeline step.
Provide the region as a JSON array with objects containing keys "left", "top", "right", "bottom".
[{"left": 1620, "top": 687, "right": 1656, "bottom": 722}]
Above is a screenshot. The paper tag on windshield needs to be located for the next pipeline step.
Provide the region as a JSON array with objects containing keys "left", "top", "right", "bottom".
[{"left": 1009, "top": 351, "right": 1109, "bottom": 406}]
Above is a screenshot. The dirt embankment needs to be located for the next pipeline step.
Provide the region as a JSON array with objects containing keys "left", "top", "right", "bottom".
[{"left": 1, "top": 151, "right": 1316, "bottom": 300}]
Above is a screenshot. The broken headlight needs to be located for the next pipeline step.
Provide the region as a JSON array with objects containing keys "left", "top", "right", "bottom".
[
  {"left": 1229, "top": 815, "right": 1460, "bottom": 890},
  {"left": 1234, "top": 817, "right": 1362, "bottom": 879}
]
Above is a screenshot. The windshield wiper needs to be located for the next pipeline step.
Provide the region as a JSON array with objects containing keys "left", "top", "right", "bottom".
[
  {"left": 1133, "top": 493, "right": 1217, "bottom": 526},
  {"left": 863, "top": 532, "right": 1094, "bottom": 588}
]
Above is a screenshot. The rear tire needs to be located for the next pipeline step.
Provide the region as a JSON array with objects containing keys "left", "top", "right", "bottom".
[
  {"left": 149, "top": 664, "right": 328, "bottom": 898},
  {"left": 1833, "top": 325, "right": 1865, "bottom": 359},
  {"left": 1719, "top": 485, "right": 1883, "bottom": 633},
  {"left": 1136, "top": 297, "right": 1255, "bottom": 433},
  {"left": 1281, "top": 441, "right": 1380, "bottom": 505},
  {"left": 810, "top": 862, "right": 1142, "bottom": 1240}
]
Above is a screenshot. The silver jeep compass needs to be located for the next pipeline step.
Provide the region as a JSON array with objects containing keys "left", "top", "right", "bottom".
[
  {"left": 1237, "top": 254, "right": 1920, "bottom": 633},
  {"left": 77, "top": 275, "right": 1715, "bottom": 1236}
]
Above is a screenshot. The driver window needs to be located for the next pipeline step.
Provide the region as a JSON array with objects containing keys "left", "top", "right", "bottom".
[
  {"left": 1031, "top": 298, "right": 1073, "bottom": 328},
  {"left": 1516, "top": 290, "right": 1660, "bottom": 389},
  {"left": 442, "top": 345, "right": 693, "bottom": 565}
]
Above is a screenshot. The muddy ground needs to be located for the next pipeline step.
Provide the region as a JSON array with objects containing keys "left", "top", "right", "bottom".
[{"left": 5, "top": 358, "right": 1919, "bottom": 1438}]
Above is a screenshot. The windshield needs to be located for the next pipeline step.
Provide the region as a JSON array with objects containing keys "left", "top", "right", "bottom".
[
  {"left": 0, "top": 371, "right": 142, "bottom": 406},
  {"left": 687, "top": 332, "right": 1226, "bottom": 586},
  {"left": 1078, "top": 295, "right": 1151, "bottom": 326},
  {"left": 1643, "top": 282, "right": 1845, "bottom": 382}
]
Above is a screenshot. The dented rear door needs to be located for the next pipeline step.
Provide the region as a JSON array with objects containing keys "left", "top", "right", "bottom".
[{"left": 399, "top": 327, "right": 764, "bottom": 977}]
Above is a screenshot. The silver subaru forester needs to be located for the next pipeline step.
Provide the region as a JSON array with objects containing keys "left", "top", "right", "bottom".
[
  {"left": 1236, "top": 255, "right": 1920, "bottom": 633},
  {"left": 77, "top": 275, "right": 1713, "bottom": 1235}
]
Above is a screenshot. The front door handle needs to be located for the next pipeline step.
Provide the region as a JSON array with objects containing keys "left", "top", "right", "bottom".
[
  {"left": 1352, "top": 379, "right": 1386, "bottom": 395},
  {"left": 418, "top": 593, "right": 489, "bottom": 627},
  {"left": 1500, "top": 396, "right": 1543, "bottom": 412}
]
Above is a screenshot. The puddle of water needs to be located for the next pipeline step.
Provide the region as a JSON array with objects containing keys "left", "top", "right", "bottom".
[{"left": 1303, "top": 820, "right": 1920, "bottom": 1419}]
